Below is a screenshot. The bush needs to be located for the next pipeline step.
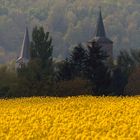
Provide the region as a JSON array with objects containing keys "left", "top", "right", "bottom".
[
  {"left": 53, "top": 78, "right": 93, "bottom": 97},
  {"left": 0, "top": 64, "right": 18, "bottom": 98},
  {"left": 124, "top": 67, "right": 140, "bottom": 95}
]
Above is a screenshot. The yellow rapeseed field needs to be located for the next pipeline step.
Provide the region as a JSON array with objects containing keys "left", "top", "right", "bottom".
[{"left": 0, "top": 96, "right": 140, "bottom": 140}]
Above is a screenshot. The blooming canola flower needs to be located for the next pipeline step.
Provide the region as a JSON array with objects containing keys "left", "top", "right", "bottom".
[{"left": 0, "top": 96, "right": 140, "bottom": 140}]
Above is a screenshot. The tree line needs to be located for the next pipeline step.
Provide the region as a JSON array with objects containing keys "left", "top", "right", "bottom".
[
  {"left": 0, "top": 26, "right": 140, "bottom": 98},
  {"left": 0, "top": 0, "right": 140, "bottom": 63}
]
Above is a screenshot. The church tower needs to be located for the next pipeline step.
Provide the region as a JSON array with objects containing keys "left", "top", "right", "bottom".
[
  {"left": 16, "top": 27, "right": 30, "bottom": 68},
  {"left": 89, "top": 8, "right": 113, "bottom": 61}
]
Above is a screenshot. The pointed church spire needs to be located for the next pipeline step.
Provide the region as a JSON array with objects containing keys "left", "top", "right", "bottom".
[
  {"left": 95, "top": 7, "right": 106, "bottom": 37},
  {"left": 16, "top": 26, "right": 30, "bottom": 67},
  {"left": 20, "top": 26, "right": 30, "bottom": 59}
]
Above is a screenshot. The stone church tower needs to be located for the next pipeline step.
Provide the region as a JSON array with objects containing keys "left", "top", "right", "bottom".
[
  {"left": 16, "top": 27, "right": 30, "bottom": 68},
  {"left": 89, "top": 8, "right": 113, "bottom": 61}
]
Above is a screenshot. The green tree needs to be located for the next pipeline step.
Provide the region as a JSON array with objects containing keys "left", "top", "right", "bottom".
[
  {"left": 0, "top": 63, "right": 18, "bottom": 98},
  {"left": 117, "top": 50, "right": 135, "bottom": 76},
  {"left": 85, "top": 42, "right": 111, "bottom": 95},
  {"left": 56, "top": 59, "right": 74, "bottom": 81},
  {"left": 113, "top": 49, "right": 140, "bottom": 96},
  {"left": 17, "top": 26, "right": 54, "bottom": 97},
  {"left": 111, "top": 67, "right": 128, "bottom": 96},
  {"left": 69, "top": 43, "right": 87, "bottom": 78},
  {"left": 57, "top": 44, "right": 88, "bottom": 81},
  {"left": 30, "top": 26, "right": 53, "bottom": 78}
]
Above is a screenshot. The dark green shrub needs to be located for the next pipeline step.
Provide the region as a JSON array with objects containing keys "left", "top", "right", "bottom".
[{"left": 53, "top": 78, "right": 93, "bottom": 97}]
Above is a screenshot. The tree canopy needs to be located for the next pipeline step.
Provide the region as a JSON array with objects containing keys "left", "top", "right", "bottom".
[{"left": 0, "top": 0, "right": 140, "bottom": 63}]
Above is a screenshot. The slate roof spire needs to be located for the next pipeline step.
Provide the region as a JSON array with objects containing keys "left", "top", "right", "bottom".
[
  {"left": 20, "top": 26, "right": 30, "bottom": 60},
  {"left": 16, "top": 26, "right": 30, "bottom": 66},
  {"left": 95, "top": 7, "right": 106, "bottom": 37}
]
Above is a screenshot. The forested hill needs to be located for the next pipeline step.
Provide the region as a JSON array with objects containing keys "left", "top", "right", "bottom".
[{"left": 0, "top": 0, "right": 140, "bottom": 63}]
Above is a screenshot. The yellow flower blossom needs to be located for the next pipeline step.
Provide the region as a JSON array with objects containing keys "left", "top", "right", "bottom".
[{"left": 0, "top": 96, "right": 139, "bottom": 140}]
